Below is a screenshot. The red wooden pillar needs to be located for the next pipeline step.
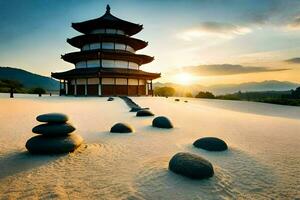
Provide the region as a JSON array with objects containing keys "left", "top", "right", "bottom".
[
  {"left": 150, "top": 80, "right": 153, "bottom": 96},
  {"left": 137, "top": 79, "right": 139, "bottom": 96},
  {"left": 127, "top": 78, "right": 129, "bottom": 96}
]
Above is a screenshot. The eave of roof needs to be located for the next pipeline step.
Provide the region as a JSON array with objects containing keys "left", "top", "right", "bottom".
[
  {"left": 51, "top": 67, "right": 161, "bottom": 80},
  {"left": 71, "top": 6, "right": 143, "bottom": 36},
  {"left": 67, "top": 34, "right": 148, "bottom": 51},
  {"left": 61, "top": 50, "right": 154, "bottom": 65}
]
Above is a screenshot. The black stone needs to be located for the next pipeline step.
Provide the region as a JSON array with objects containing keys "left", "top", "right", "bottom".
[
  {"left": 152, "top": 116, "right": 173, "bottom": 129},
  {"left": 110, "top": 123, "right": 134, "bottom": 133},
  {"left": 175, "top": 99, "right": 180, "bottom": 102},
  {"left": 169, "top": 152, "right": 214, "bottom": 179},
  {"left": 36, "top": 113, "right": 68, "bottom": 123},
  {"left": 32, "top": 123, "right": 76, "bottom": 136},
  {"left": 107, "top": 97, "right": 114, "bottom": 101},
  {"left": 193, "top": 137, "right": 228, "bottom": 151},
  {"left": 26, "top": 134, "right": 83, "bottom": 154},
  {"left": 184, "top": 100, "right": 188, "bottom": 103},
  {"left": 136, "top": 110, "right": 154, "bottom": 117}
]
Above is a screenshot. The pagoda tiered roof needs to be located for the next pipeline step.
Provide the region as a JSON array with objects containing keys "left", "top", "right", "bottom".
[
  {"left": 61, "top": 49, "right": 154, "bottom": 65},
  {"left": 72, "top": 5, "right": 143, "bottom": 36},
  {"left": 52, "top": 67, "right": 161, "bottom": 79},
  {"left": 67, "top": 34, "right": 148, "bottom": 51}
]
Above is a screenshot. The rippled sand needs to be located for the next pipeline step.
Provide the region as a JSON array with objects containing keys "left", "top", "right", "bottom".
[{"left": 0, "top": 94, "right": 299, "bottom": 199}]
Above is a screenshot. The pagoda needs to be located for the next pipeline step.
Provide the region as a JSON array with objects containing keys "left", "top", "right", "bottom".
[{"left": 51, "top": 5, "right": 160, "bottom": 96}]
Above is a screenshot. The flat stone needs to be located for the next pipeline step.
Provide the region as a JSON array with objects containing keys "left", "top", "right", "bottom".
[
  {"left": 193, "top": 137, "right": 228, "bottom": 151},
  {"left": 175, "top": 99, "right": 180, "bottom": 101},
  {"left": 32, "top": 123, "right": 76, "bottom": 136},
  {"left": 107, "top": 97, "right": 114, "bottom": 101},
  {"left": 169, "top": 152, "right": 214, "bottom": 179},
  {"left": 130, "top": 107, "right": 149, "bottom": 112},
  {"left": 152, "top": 116, "right": 173, "bottom": 129},
  {"left": 36, "top": 113, "right": 68, "bottom": 123},
  {"left": 110, "top": 123, "right": 134, "bottom": 133},
  {"left": 184, "top": 100, "right": 188, "bottom": 103},
  {"left": 136, "top": 110, "right": 154, "bottom": 117},
  {"left": 26, "top": 134, "right": 83, "bottom": 154}
]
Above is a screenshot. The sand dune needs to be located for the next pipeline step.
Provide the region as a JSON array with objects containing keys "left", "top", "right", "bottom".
[{"left": 0, "top": 94, "right": 299, "bottom": 199}]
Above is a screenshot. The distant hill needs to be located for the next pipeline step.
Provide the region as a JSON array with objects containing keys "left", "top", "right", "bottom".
[
  {"left": 154, "top": 80, "right": 300, "bottom": 95},
  {"left": 209, "top": 80, "right": 300, "bottom": 94},
  {"left": 0, "top": 67, "right": 59, "bottom": 91}
]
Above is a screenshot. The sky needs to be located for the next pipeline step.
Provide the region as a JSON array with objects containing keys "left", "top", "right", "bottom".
[{"left": 1, "top": 0, "right": 300, "bottom": 85}]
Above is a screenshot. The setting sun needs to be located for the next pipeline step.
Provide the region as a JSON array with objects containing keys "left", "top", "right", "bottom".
[{"left": 174, "top": 73, "right": 197, "bottom": 85}]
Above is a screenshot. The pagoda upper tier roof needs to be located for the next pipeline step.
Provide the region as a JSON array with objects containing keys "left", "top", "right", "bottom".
[
  {"left": 72, "top": 5, "right": 143, "bottom": 36},
  {"left": 51, "top": 67, "right": 161, "bottom": 80},
  {"left": 67, "top": 34, "right": 148, "bottom": 51},
  {"left": 61, "top": 49, "right": 154, "bottom": 65}
]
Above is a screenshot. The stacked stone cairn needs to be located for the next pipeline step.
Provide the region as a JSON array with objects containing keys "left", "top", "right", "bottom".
[{"left": 26, "top": 113, "right": 83, "bottom": 154}]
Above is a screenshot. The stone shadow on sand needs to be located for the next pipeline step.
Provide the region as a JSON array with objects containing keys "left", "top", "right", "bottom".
[
  {"left": 140, "top": 125, "right": 177, "bottom": 133},
  {"left": 134, "top": 147, "right": 277, "bottom": 199},
  {"left": 0, "top": 151, "right": 62, "bottom": 179}
]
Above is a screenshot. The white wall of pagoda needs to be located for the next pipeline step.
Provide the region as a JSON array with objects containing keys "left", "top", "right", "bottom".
[
  {"left": 70, "top": 78, "right": 145, "bottom": 85},
  {"left": 75, "top": 59, "right": 139, "bottom": 70},
  {"left": 90, "top": 28, "right": 125, "bottom": 35},
  {"left": 82, "top": 42, "right": 135, "bottom": 53}
]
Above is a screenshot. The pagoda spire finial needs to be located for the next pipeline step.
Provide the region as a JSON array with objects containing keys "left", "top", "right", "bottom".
[{"left": 106, "top": 4, "right": 111, "bottom": 14}]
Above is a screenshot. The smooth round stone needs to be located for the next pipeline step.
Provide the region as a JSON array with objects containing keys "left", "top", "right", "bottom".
[
  {"left": 193, "top": 137, "right": 228, "bottom": 151},
  {"left": 169, "top": 152, "right": 214, "bottom": 179},
  {"left": 107, "top": 97, "right": 114, "bottom": 101},
  {"left": 184, "top": 100, "right": 188, "bottom": 103},
  {"left": 110, "top": 123, "right": 134, "bottom": 133},
  {"left": 26, "top": 134, "right": 83, "bottom": 154},
  {"left": 136, "top": 110, "right": 154, "bottom": 117},
  {"left": 175, "top": 99, "right": 180, "bottom": 102},
  {"left": 152, "top": 116, "right": 173, "bottom": 129},
  {"left": 32, "top": 123, "right": 76, "bottom": 136},
  {"left": 36, "top": 113, "right": 68, "bottom": 123}
]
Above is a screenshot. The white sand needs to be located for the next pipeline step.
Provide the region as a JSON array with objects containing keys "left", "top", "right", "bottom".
[{"left": 0, "top": 94, "right": 299, "bottom": 199}]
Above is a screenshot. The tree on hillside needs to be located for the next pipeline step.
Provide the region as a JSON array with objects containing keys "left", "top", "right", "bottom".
[
  {"left": 281, "top": 87, "right": 300, "bottom": 99},
  {"left": 0, "top": 79, "right": 23, "bottom": 98},
  {"left": 154, "top": 87, "right": 175, "bottom": 97},
  {"left": 185, "top": 92, "right": 193, "bottom": 97},
  {"left": 195, "top": 91, "right": 215, "bottom": 99},
  {"left": 291, "top": 87, "right": 300, "bottom": 98},
  {"left": 30, "top": 87, "right": 46, "bottom": 97}
]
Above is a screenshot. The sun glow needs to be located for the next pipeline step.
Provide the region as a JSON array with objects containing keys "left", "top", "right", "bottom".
[{"left": 174, "top": 73, "right": 197, "bottom": 85}]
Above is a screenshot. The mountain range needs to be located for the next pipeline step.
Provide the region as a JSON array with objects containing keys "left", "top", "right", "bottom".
[
  {"left": 0, "top": 66, "right": 299, "bottom": 94},
  {"left": 0, "top": 67, "right": 59, "bottom": 91},
  {"left": 153, "top": 80, "right": 300, "bottom": 95}
]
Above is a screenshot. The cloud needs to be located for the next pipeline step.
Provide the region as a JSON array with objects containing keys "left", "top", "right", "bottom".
[
  {"left": 200, "top": 22, "right": 251, "bottom": 35},
  {"left": 287, "top": 16, "right": 300, "bottom": 30},
  {"left": 178, "top": 22, "right": 251, "bottom": 41},
  {"left": 285, "top": 57, "right": 300, "bottom": 64},
  {"left": 182, "top": 64, "right": 289, "bottom": 76}
]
